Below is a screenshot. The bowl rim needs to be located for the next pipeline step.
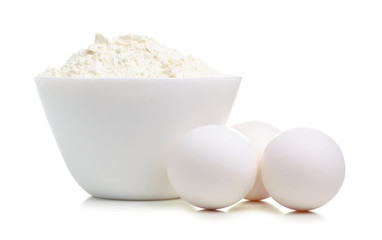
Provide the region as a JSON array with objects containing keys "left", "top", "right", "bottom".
[{"left": 34, "top": 75, "right": 242, "bottom": 81}]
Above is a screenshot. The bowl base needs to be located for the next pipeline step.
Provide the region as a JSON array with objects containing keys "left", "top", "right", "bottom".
[{"left": 90, "top": 195, "right": 180, "bottom": 201}]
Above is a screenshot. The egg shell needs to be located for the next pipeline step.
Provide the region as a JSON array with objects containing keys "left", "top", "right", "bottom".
[
  {"left": 167, "top": 125, "right": 257, "bottom": 209},
  {"left": 232, "top": 121, "right": 280, "bottom": 201},
  {"left": 261, "top": 128, "right": 345, "bottom": 211}
]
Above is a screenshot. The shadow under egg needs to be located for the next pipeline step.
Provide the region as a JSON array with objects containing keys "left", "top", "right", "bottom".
[
  {"left": 197, "top": 209, "right": 226, "bottom": 214},
  {"left": 284, "top": 210, "right": 326, "bottom": 221},
  {"left": 228, "top": 200, "right": 282, "bottom": 215}
]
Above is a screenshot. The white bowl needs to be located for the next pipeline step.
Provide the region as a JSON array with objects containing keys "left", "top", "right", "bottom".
[{"left": 35, "top": 76, "right": 241, "bottom": 200}]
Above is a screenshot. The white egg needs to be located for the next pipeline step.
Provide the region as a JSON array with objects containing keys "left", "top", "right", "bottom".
[
  {"left": 262, "top": 128, "right": 345, "bottom": 211},
  {"left": 232, "top": 121, "right": 280, "bottom": 201},
  {"left": 167, "top": 125, "right": 257, "bottom": 209}
]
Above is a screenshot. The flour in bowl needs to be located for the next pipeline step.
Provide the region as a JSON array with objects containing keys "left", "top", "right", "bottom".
[{"left": 40, "top": 34, "right": 221, "bottom": 78}]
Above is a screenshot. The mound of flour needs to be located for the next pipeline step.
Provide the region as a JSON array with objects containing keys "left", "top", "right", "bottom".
[{"left": 40, "top": 34, "right": 221, "bottom": 78}]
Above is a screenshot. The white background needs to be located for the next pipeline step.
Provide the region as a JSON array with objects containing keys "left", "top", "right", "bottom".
[{"left": 0, "top": 0, "right": 381, "bottom": 239}]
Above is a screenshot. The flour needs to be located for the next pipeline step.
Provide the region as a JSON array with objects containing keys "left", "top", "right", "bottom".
[{"left": 40, "top": 34, "right": 221, "bottom": 78}]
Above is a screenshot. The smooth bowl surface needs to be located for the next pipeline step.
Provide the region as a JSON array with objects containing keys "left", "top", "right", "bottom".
[{"left": 35, "top": 76, "right": 241, "bottom": 200}]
